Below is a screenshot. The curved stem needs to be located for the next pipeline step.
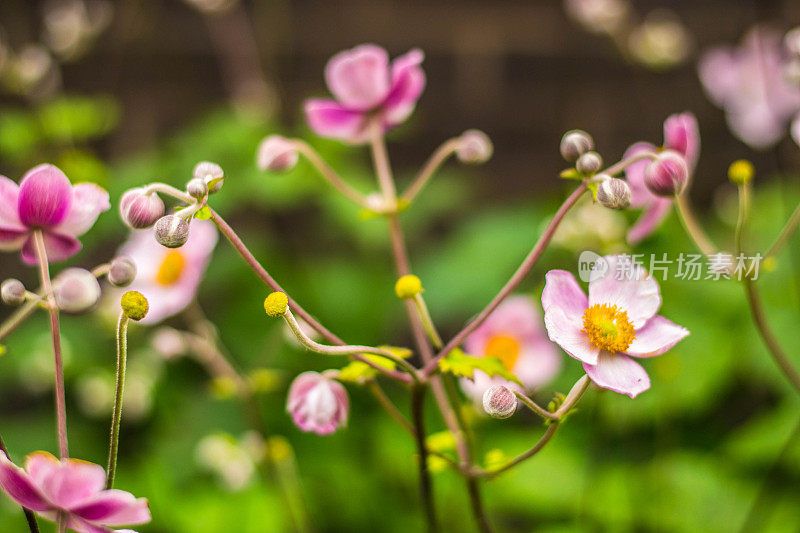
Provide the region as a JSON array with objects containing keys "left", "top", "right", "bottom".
[
  {"left": 208, "top": 207, "right": 411, "bottom": 384},
  {"left": 475, "top": 423, "right": 559, "bottom": 478},
  {"left": 366, "top": 380, "right": 414, "bottom": 434},
  {"left": 142, "top": 182, "right": 194, "bottom": 204},
  {"left": 106, "top": 313, "right": 129, "bottom": 489},
  {"left": 0, "top": 432, "right": 40, "bottom": 532},
  {"left": 32, "top": 230, "right": 68, "bottom": 459},
  {"left": 369, "top": 124, "right": 398, "bottom": 201},
  {"left": 411, "top": 385, "right": 438, "bottom": 532},
  {"left": 602, "top": 151, "right": 657, "bottom": 176},
  {"left": 514, "top": 392, "right": 559, "bottom": 421},
  {"left": 674, "top": 193, "right": 718, "bottom": 257},
  {"left": 0, "top": 299, "right": 39, "bottom": 342},
  {"left": 402, "top": 138, "right": 461, "bottom": 203},
  {"left": 765, "top": 199, "right": 800, "bottom": 259},
  {"left": 423, "top": 183, "right": 588, "bottom": 376},
  {"left": 291, "top": 140, "right": 369, "bottom": 207}
]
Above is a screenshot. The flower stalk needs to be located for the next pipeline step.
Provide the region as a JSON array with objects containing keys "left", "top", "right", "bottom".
[{"left": 106, "top": 312, "right": 129, "bottom": 489}]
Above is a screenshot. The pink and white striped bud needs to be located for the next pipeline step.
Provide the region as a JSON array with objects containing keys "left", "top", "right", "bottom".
[
  {"left": 643, "top": 150, "right": 689, "bottom": 196},
  {"left": 482, "top": 385, "right": 517, "bottom": 419},
  {"left": 256, "top": 135, "right": 298, "bottom": 172},
  {"left": 108, "top": 256, "right": 137, "bottom": 287},
  {"left": 287, "top": 371, "right": 349, "bottom": 435},
  {"left": 119, "top": 188, "right": 165, "bottom": 229},
  {"left": 53, "top": 267, "right": 101, "bottom": 314},
  {"left": 186, "top": 178, "right": 208, "bottom": 200},
  {"left": 560, "top": 130, "right": 594, "bottom": 162},
  {"left": 1, "top": 279, "right": 26, "bottom": 306},
  {"left": 576, "top": 151, "right": 603, "bottom": 174},
  {"left": 193, "top": 161, "right": 224, "bottom": 194},
  {"left": 456, "top": 129, "right": 493, "bottom": 164},
  {"left": 154, "top": 215, "right": 189, "bottom": 248},
  {"left": 596, "top": 176, "right": 631, "bottom": 210}
]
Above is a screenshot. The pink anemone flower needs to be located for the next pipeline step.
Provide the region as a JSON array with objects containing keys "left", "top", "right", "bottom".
[
  {"left": 624, "top": 112, "right": 699, "bottom": 244},
  {"left": 287, "top": 371, "right": 349, "bottom": 436},
  {"left": 461, "top": 296, "right": 561, "bottom": 403},
  {"left": 0, "top": 164, "right": 110, "bottom": 264},
  {"left": 304, "top": 44, "right": 426, "bottom": 144},
  {"left": 117, "top": 220, "right": 218, "bottom": 324},
  {"left": 699, "top": 26, "right": 800, "bottom": 150},
  {"left": 0, "top": 451, "right": 150, "bottom": 533},
  {"left": 542, "top": 255, "right": 689, "bottom": 398}
]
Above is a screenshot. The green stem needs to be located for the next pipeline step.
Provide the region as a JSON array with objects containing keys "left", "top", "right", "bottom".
[
  {"left": 0, "top": 299, "right": 39, "bottom": 342},
  {"left": 410, "top": 385, "right": 438, "bottom": 533},
  {"left": 674, "top": 193, "right": 718, "bottom": 257},
  {"left": 106, "top": 313, "right": 129, "bottom": 489},
  {"left": 764, "top": 199, "right": 800, "bottom": 259}
]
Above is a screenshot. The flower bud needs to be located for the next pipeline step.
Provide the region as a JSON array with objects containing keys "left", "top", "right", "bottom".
[
  {"left": 53, "top": 268, "right": 101, "bottom": 314},
  {"left": 728, "top": 159, "right": 754, "bottom": 186},
  {"left": 287, "top": 371, "right": 349, "bottom": 435},
  {"left": 456, "top": 129, "right": 493, "bottom": 164},
  {"left": 108, "top": 256, "right": 137, "bottom": 287},
  {"left": 596, "top": 176, "right": 631, "bottom": 210},
  {"left": 560, "top": 130, "right": 594, "bottom": 162},
  {"left": 264, "top": 291, "right": 289, "bottom": 318},
  {"left": 395, "top": 275, "right": 423, "bottom": 299},
  {"left": 121, "top": 290, "right": 149, "bottom": 321},
  {"left": 154, "top": 215, "right": 190, "bottom": 248},
  {"left": 119, "top": 188, "right": 165, "bottom": 229},
  {"left": 482, "top": 385, "right": 517, "bottom": 419},
  {"left": 1, "top": 279, "right": 26, "bottom": 306},
  {"left": 643, "top": 150, "right": 688, "bottom": 196},
  {"left": 576, "top": 151, "right": 603, "bottom": 174},
  {"left": 256, "top": 135, "right": 299, "bottom": 172},
  {"left": 193, "top": 161, "right": 224, "bottom": 194},
  {"left": 186, "top": 178, "right": 208, "bottom": 200}
]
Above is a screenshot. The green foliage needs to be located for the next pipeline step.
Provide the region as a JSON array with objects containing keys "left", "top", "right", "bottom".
[{"left": 439, "top": 348, "right": 522, "bottom": 385}]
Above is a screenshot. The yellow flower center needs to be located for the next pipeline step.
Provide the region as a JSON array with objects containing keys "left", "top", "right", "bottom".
[
  {"left": 155, "top": 251, "right": 185, "bottom": 286},
  {"left": 484, "top": 334, "right": 521, "bottom": 370},
  {"left": 582, "top": 303, "right": 636, "bottom": 353}
]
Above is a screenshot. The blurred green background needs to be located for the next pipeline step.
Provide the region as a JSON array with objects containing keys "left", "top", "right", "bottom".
[{"left": 1, "top": 1, "right": 800, "bottom": 532}]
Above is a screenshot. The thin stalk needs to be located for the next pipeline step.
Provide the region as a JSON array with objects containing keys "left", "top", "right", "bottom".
[
  {"left": 764, "top": 199, "right": 800, "bottom": 259},
  {"left": 0, "top": 432, "right": 40, "bottom": 532},
  {"left": 514, "top": 392, "right": 559, "bottom": 421},
  {"left": 410, "top": 385, "right": 438, "bottom": 533},
  {"left": 423, "top": 183, "right": 588, "bottom": 376},
  {"left": 413, "top": 295, "right": 443, "bottom": 349},
  {"left": 292, "top": 140, "right": 369, "bottom": 207},
  {"left": 402, "top": 138, "right": 461, "bottom": 203},
  {"left": 368, "top": 124, "right": 398, "bottom": 201},
  {"left": 32, "top": 230, "right": 68, "bottom": 459},
  {"left": 106, "top": 313, "right": 129, "bottom": 489},
  {"left": 142, "top": 183, "right": 194, "bottom": 204},
  {"left": 674, "top": 194, "right": 718, "bottom": 257},
  {"left": 465, "top": 477, "right": 493, "bottom": 533},
  {"left": 366, "top": 381, "right": 414, "bottom": 435},
  {"left": 602, "top": 151, "right": 657, "bottom": 176},
  {"left": 0, "top": 299, "right": 39, "bottom": 342},
  {"left": 208, "top": 208, "right": 411, "bottom": 384}
]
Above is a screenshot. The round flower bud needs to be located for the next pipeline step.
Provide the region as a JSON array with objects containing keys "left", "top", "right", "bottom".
[
  {"left": 456, "top": 129, "right": 493, "bottom": 164},
  {"left": 576, "top": 151, "right": 603, "bottom": 175},
  {"left": 728, "top": 159, "right": 754, "bottom": 186},
  {"left": 287, "top": 371, "right": 349, "bottom": 435},
  {"left": 53, "top": 268, "right": 101, "bottom": 314},
  {"left": 1, "top": 279, "right": 26, "bottom": 306},
  {"left": 119, "top": 188, "right": 165, "bottom": 229},
  {"left": 643, "top": 150, "right": 689, "bottom": 196},
  {"left": 596, "top": 176, "right": 631, "bottom": 210},
  {"left": 193, "top": 161, "right": 224, "bottom": 194},
  {"left": 256, "top": 135, "right": 299, "bottom": 172},
  {"left": 395, "top": 275, "right": 423, "bottom": 299},
  {"left": 560, "top": 130, "right": 594, "bottom": 162},
  {"left": 482, "top": 385, "right": 517, "bottom": 419},
  {"left": 121, "top": 291, "right": 149, "bottom": 321},
  {"left": 186, "top": 178, "right": 208, "bottom": 200},
  {"left": 108, "top": 256, "right": 137, "bottom": 287},
  {"left": 154, "top": 215, "right": 190, "bottom": 248},
  {"left": 264, "top": 291, "right": 289, "bottom": 318}
]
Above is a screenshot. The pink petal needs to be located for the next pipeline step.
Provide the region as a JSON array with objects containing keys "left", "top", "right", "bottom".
[
  {"left": 663, "top": 112, "right": 700, "bottom": 172},
  {"left": 20, "top": 232, "right": 82, "bottom": 265},
  {"left": 325, "top": 44, "right": 390, "bottom": 110},
  {"left": 623, "top": 142, "right": 658, "bottom": 209},
  {"left": 382, "top": 48, "right": 426, "bottom": 126},
  {"left": 513, "top": 340, "right": 563, "bottom": 389},
  {"left": 543, "top": 303, "right": 599, "bottom": 365},
  {"left": 587, "top": 255, "right": 661, "bottom": 328},
  {"left": 55, "top": 183, "right": 110, "bottom": 237},
  {"left": 726, "top": 103, "right": 786, "bottom": 150},
  {"left": 38, "top": 458, "right": 106, "bottom": 509},
  {"left": 17, "top": 164, "right": 73, "bottom": 228},
  {"left": 0, "top": 176, "right": 25, "bottom": 232},
  {"left": 697, "top": 48, "right": 738, "bottom": 107},
  {"left": 70, "top": 490, "right": 150, "bottom": 526},
  {"left": 0, "top": 452, "right": 52, "bottom": 512},
  {"left": 466, "top": 296, "right": 546, "bottom": 355},
  {"left": 583, "top": 352, "right": 650, "bottom": 398},
  {"left": 0, "top": 229, "right": 27, "bottom": 252},
  {"left": 66, "top": 517, "right": 120, "bottom": 533},
  {"left": 541, "top": 270, "right": 588, "bottom": 320},
  {"left": 626, "top": 196, "right": 672, "bottom": 245},
  {"left": 626, "top": 315, "right": 689, "bottom": 358},
  {"left": 304, "top": 99, "right": 368, "bottom": 144},
  {"left": 25, "top": 452, "right": 61, "bottom": 488}
]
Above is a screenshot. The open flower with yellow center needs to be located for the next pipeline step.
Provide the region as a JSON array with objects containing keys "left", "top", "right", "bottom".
[
  {"left": 116, "top": 220, "right": 217, "bottom": 324},
  {"left": 461, "top": 296, "right": 561, "bottom": 404},
  {"left": 542, "top": 254, "right": 689, "bottom": 398}
]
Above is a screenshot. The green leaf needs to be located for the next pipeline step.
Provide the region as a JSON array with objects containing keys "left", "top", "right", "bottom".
[
  {"left": 484, "top": 448, "right": 509, "bottom": 470},
  {"left": 0, "top": 345, "right": 6, "bottom": 357},
  {"left": 560, "top": 168, "right": 582, "bottom": 180},
  {"left": 438, "top": 349, "right": 521, "bottom": 385},
  {"left": 207, "top": 177, "right": 224, "bottom": 190},
  {"left": 337, "top": 347, "right": 410, "bottom": 384},
  {"left": 587, "top": 181, "right": 599, "bottom": 201},
  {"left": 194, "top": 206, "right": 212, "bottom": 220},
  {"left": 426, "top": 431, "right": 456, "bottom": 453}
]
